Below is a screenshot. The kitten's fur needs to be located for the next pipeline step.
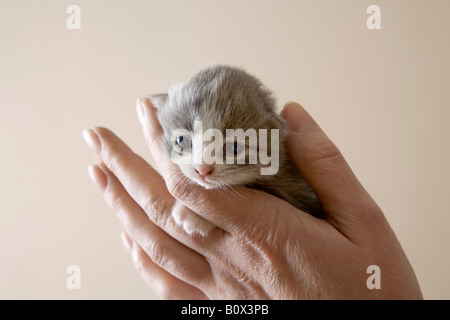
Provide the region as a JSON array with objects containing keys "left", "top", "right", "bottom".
[{"left": 151, "top": 65, "right": 323, "bottom": 236}]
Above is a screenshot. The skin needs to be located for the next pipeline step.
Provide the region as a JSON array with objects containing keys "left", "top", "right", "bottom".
[{"left": 83, "top": 98, "right": 423, "bottom": 299}]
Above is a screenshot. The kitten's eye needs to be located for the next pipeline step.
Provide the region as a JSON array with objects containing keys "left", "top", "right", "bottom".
[
  {"left": 226, "top": 141, "right": 245, "bottom": 156},
  {"left": 175, "top": 135, "right": 191, "bottom": 149}
]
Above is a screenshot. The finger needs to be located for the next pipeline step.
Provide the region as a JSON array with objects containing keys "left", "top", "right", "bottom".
[
  {"left": 137, "top": 97, "right": 282, "bottom": 234},
  {"left": 87, "top": 163, "right": 214, "bottom": 290},
  {"left": 83, "top": 126, "right": 173, "bottom": 218},
  {"left": 84, "top": 126, "right": 228, "bottom": 251},
  {"left": 281, "top": 102, "right": 382, "bottom": 233},
  {"left": 120, "top": 232, "right": 209, "bottom": 300}
]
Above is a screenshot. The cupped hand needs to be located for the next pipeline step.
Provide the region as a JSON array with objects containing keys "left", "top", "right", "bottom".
[{"left": 83, "top": 98, "right": 423, "bottom": 299}]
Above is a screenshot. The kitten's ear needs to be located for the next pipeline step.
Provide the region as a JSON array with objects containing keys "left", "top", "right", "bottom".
[{"left": 149, "top": 93, "right": 168, "bottom": 109}]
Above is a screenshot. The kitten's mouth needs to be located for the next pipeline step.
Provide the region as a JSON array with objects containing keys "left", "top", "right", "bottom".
[{"left": 195, "top": 176, "right": 219, "bottom": 189}]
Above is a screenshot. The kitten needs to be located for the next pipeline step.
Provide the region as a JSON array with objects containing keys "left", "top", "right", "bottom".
[{"left": 150, "top": 65, "right": 323, "bottom": 236}]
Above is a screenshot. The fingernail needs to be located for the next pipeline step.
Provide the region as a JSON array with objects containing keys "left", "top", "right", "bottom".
[
  {"left": 120, "top": 232, "right": 133, "bottom": 253},
  {"left": 282, "top": 101, "right": 299, "bottom": 114},
  {"left": 281, "top": 102, "right": 306, "bottom": 133},
  {"left": 136, "top": 98, "right": 147, "bottom": 124},
  {"left": 87, "top": 164, "right": 107, "bottom": 192},
  {"left": 82, "top": 128, "right": 101, "bottom": 154}
]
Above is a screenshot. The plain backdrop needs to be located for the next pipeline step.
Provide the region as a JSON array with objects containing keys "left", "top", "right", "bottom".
[{"left": 1, "top": 0, "right": 449, "bottom": 299}]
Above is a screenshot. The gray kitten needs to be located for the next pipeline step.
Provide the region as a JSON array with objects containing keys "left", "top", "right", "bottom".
[{"left": 151, "top": 65, "right": 323, "bottom": 236}]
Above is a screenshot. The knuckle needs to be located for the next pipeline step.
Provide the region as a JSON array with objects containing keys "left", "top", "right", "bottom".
[
  {"left": 295, "top": 125, "right": 343, "bottom": 166},
  {"left": 166, "top": 174, "right": 191, "bottom": 200},
  {"left": 107, "top": 151, "right": 130, "bottom": 173},
  {"left": 145, "top": 239, "right": 166, "bottom": 268},
  {"left": 110, "top": 193, "right": 127, "bottom": 215},
  {"left": 308, "top": 138, "right": 342, "bottom": 166},
  {"left": 357, "top": 199, "right": 385, "bottom": 228},
  {"left": 141, "top": 195, "right": 168, "bottom": 227}
]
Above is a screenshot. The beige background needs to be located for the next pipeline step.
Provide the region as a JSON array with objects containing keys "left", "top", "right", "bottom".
[{"left": 1, "top": 0, "right": 449, "bottom": 299}]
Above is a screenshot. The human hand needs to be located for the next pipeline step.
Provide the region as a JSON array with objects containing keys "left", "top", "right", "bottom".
[{"left": 83, "top": 98, "right": 423, "bottom": 299}]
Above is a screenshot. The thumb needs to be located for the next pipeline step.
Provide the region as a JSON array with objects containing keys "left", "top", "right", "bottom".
[{"left": 281, "top": 102, "right": 381, "bottom": 235}]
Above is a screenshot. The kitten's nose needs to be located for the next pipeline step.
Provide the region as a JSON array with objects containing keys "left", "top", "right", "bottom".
[{"left": 194, "top": 164, "right": 214, "bottom": 177}]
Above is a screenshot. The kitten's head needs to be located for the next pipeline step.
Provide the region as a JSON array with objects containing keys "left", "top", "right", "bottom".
[{"left": 150, "top": 65, "right": 286, "bottom": 189}]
